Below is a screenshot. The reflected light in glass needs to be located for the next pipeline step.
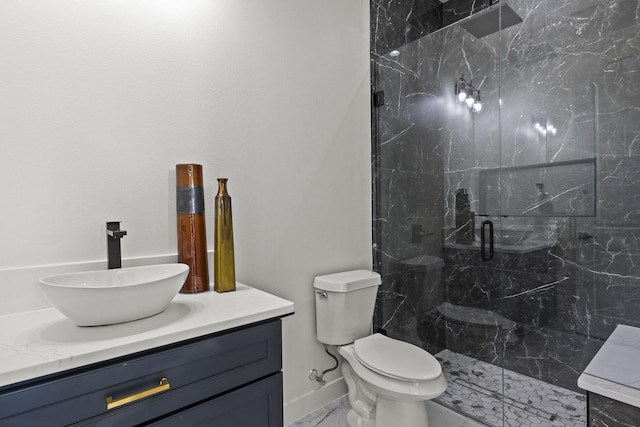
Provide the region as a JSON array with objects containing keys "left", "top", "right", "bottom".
[{"left": 465, "top": 96, "right": 475, "bottom": 108}]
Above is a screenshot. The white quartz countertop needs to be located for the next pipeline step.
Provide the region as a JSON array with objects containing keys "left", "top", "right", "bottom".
[
  {"left": 0, "top": 283, "right": 294, "bottom": 388},
  {"left": 578, "top": 324, "right": 640, "bottom": 408}
]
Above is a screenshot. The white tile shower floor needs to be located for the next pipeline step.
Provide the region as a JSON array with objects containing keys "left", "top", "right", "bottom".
[
  {"left": 289, "top": 350, "right": 586, "bottom": 427},
  {"left": 434, "top": 350, "right": 586, "bottom": 427}
]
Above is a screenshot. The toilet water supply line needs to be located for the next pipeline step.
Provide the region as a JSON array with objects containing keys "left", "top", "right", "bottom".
[{"left": 309, "top": 345, "right": 339, "bottom": 386}]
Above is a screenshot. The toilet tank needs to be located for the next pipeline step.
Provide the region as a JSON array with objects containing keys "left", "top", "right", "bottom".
[{"left": 314, "top": 270, "right": 381, "bottom": 345}]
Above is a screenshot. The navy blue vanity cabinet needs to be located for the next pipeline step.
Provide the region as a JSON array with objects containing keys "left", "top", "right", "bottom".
[{"left": 0, "top": 318, "right": 283, "bottom": 426}]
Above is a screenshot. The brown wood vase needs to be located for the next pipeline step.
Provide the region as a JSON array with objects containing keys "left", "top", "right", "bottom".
[{"left": 176, "top": 164, "right": 209, "bottom": 293}]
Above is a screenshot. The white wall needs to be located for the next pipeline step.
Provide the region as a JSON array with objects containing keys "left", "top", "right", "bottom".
[{"left": 0, "top": 0, "right": 371, "bottom": 423}]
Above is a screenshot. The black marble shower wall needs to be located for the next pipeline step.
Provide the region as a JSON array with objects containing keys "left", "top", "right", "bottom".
[{"left": 371, "top": 0, "right": 640, "bottom": 395}]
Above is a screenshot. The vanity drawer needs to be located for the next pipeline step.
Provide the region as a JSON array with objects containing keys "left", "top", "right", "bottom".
[
  {"left": 0, "top": 318, "right": 282, "bottom": 427},
  {"left": 149, "top": 372, "right": 283, "bottom": 426}
]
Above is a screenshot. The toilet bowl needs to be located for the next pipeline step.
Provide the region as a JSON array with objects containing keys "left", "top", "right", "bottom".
[
  {"left": 339, "top": 334, "right": 447, "bottom": 427},
  {"left": 314, "top": 270, "right": 447, "bottom": 427}
]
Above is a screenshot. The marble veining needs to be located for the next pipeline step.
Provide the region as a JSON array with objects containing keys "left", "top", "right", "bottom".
[
  {"left": 372, "top": 0, "right": 640, "bottom": 424},
  {"left": 287, "top": 396, "right": 350, "bottom": 427},
  {"left": 291, "top": 350, "right": 587, "bottom": 427},
  {"left": 587, "top": 393, "right": 640, "bottom": 427},
  {"left": 579, "top": 324, "right": 640, "bottom": 408},
  {"left": 583, "top": 325, "right": 640, "bottom": 390},
  {"left": 287, "top": 395, "right": 486, "bottom": 427},
  {"left": 435, "top": 349, "right": 586, "bottom": 427},
  {"left": 0, "top": 284, "right": 294, "bottom": 388}
]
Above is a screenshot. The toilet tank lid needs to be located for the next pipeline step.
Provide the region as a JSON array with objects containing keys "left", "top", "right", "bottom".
[{"left": 313, "top": 270, "right": 381, "bottom": 292}]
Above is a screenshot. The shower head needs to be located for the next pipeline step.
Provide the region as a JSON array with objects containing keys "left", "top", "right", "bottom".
[{"left": 459, "top": 2, "right": 523, "bottom": 38}]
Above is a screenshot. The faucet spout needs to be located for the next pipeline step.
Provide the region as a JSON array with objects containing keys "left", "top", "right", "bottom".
[
  {"left": 106, "top": 221, "right": 127, "bottom": 269},
  {"left": 107, "top": 229, "right": 127, "bottom": 239}
]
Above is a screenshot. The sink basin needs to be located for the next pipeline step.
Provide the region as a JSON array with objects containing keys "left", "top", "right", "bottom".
[
  {"left": 496, "top": 229, "right": 533, "bottom": 245},
  {"left": 39, "top": 263, "right": 190, "bottom": 326}
]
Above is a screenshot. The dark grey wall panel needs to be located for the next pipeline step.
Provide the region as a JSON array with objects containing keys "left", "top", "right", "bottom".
[
  {"left": 589, "top": 393, "right": 640, "bottom": 427},
  {"left": 371, "top": 0, "right": 640, "bottom": 401}
]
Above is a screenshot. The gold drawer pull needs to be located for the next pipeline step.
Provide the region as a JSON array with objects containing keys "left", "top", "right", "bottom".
[{"left": 106, "top": 377, "right": 170, "bottom": 410}]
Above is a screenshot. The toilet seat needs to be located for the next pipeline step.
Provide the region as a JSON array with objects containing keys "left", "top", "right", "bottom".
[
  {"left": 338, "top": 343, "right": 447, "bottom": 400},
  {"left": 353, "top": 334, "right": 442, "bottom": 381}
]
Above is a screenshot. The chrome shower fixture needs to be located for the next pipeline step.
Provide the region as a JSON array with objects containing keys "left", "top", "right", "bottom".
[{"left": 454, "top": 75, "right": 482, "bottom": 113}]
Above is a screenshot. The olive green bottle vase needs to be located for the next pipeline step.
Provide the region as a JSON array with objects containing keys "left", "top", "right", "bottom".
[{"left": 214, "top": 178, "right": 236, "bottom": 293}]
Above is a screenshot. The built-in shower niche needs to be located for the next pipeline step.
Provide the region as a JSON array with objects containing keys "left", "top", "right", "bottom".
[{"left": 478, "top": 157, "right": 596, "bottom": 217}]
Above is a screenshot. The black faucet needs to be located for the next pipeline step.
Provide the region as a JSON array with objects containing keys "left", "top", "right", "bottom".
[{"left": 106, "top": 221, "right": 127, "bottom": 269}]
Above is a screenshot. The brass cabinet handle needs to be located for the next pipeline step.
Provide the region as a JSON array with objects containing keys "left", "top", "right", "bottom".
[{"left": 105, "top": 377, "right": 170, "bottom": 410}]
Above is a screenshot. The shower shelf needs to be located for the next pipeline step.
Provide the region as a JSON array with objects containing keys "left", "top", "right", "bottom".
[{"left": 477, "top": 157, "right": 596, "bottom": 218}]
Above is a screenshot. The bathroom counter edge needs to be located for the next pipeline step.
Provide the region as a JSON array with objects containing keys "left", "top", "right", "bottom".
[
  {"left": 0, "top": 283, "right": 294, "bottom": 388},
  {"left": 578, "top": 324, "right": 640, "bottom": 409}
]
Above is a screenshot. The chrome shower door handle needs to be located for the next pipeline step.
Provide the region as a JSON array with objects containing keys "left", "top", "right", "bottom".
[{"left": 481, "top": 220, "right": 494, "bottom": 261}]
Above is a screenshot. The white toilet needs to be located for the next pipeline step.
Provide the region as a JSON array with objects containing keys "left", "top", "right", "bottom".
[{"left": 314, "top": 270, "right": 447, "bottom": 427}]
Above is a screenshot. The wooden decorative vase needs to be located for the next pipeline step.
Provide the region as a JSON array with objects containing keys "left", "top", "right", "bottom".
[{"left": 176, "top": 164, "right": 209, "bottom": 293}]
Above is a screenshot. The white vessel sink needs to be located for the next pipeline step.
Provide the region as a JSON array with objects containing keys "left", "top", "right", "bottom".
[
  {"left": 39, "top": 263, "right": 189, "bottom": 326},
  {"left": 495, "top": 229, "right": 533, "bottom": 245}
]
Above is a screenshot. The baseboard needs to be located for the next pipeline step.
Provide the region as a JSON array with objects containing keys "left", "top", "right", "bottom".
[{"left": 284, "top": 377, "right": 347, "bottom": 425}]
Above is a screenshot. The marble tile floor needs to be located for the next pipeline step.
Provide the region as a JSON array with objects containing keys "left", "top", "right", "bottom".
[
  {"left": 434, "top": 350, "right": 587, "bottom": 427},
  {"left": 287, "top": 395, "right": 350, "bottom": 427},
  {"left": 288, "top": 350, "right": 587, "bottom": 427},
  {"left": 287, "top": 395, "right": 484, "bottom": 427}
]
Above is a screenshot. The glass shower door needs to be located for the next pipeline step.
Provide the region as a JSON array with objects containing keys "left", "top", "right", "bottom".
[
  {"left": 371, "top": 1, "right": 615, "bottom": 426},
  {"left": 439, "top": 3, "right": 510, "bottom": 425},
  {"left": 494, "top": 1, "right": 596, "bottom": 425},
  {"left": 443, "top": 1, "right": 597, "bottom": 425}
]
